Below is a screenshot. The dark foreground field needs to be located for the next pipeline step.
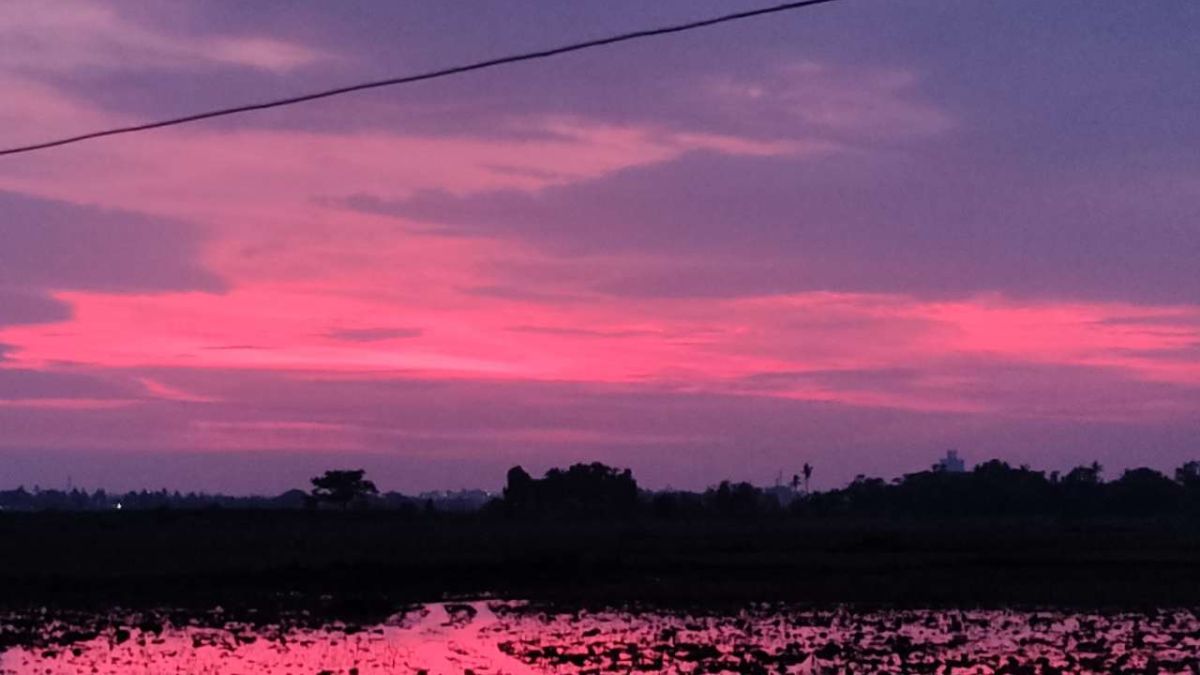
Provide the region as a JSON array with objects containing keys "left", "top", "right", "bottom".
[{"left": 3, "top": 512, "right": 1199, "bottom": 612}]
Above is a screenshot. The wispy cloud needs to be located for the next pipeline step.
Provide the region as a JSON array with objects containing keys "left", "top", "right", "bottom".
[
  {"left": 325, "top": 327, "right": 424, "bottom": 342},
  {"left": 0, "top": 1, "right": 1197, "bottom": 490},
  {"left": 0, "top": 2, "right": 329, "bottom": 74}
]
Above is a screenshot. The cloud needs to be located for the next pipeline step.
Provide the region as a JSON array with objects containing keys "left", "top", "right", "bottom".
[
  {"left": 701, "top": 63, "right": 952, "bottom": 142},
  {"left": 346, "top": 148, "right": 1200, "bottom": 303},
  {"left": 0, "top": 2, "right": 327, "bottom": 74},
  {"left": 0, "top": 191, "right": 223, "bottom": 293},
  {"left": 459, "top": 285, "right": 592, "bottom": 305},
  {"left": 733, "top": 359, "right": 1200, "bottom": 422},
  {"left": 0, "top": 0, "right": 1196, "bottom": 496},
  {"left": 1123, "top": 342, "right": 1200, "bottom": 363},
  {"left": 0, "top": 367, "right": 139, "bottom": 402},
  {"left": 0, "top": 290, "right": 71, "bottom": 327},
  {"left": 325, "top": 327, "right": 424, "bottom": 342},
  {"left": 203, "top": 36, "right": 329, "bottom": 73},
  {"left": 507, "top": 325, "right": 658, "bottom": 339},
  {"left": 0, "top": 366, "right": 1196, "bottom": 492}
]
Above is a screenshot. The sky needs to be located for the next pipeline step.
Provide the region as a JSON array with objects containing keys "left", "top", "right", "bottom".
[{"left": 0, "top": 0, "right": 1197, "bottom": 494}]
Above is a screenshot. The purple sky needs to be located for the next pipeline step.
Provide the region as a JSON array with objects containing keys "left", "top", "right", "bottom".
[{"left": 0, "top": 1, "right": 1197, "bottom": 493}]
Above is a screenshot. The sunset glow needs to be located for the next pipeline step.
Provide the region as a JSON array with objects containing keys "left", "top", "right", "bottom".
[{"left": 1, "top": 1, "right": 1197, "bottom": 492}]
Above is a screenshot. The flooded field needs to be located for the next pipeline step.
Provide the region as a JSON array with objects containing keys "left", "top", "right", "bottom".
[{"left": 3, "top": 601, "right": 1199, "bottom": 673}]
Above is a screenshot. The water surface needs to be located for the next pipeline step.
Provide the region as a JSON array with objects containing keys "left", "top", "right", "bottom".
[{"left": 3, "top": 602, "right": 1198, "bottom": 673}]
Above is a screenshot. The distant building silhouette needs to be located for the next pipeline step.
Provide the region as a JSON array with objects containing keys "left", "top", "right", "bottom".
[
  {"left": 934, "top": 449, "right": 966, "bottom": 473},
  {"left": 764, "top": 484, "right": 799, "bottom": 507},
  {"left": 416, "top": 489, "right": 493, "bottom": 512}
]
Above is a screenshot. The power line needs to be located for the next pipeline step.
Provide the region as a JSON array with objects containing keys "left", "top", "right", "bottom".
[{"left": 0, "top": 0, "right": 841, "bottom": 158}]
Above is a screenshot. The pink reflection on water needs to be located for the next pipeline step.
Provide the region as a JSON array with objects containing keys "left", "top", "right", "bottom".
[
  {"left": 1, "top": 603, "right": 535, "bottom": 675},
  {"left": 3, "top": 602, "right": 1200, "bottom": 674}
]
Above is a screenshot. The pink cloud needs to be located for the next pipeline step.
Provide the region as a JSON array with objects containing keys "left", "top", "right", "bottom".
[
  {"left": 0, "top": 7, "right": 1196, "bottom": 492},
  {"left": 0, "top": 398, "right": 136, "bottom": 410},
  {"left": 3, "top": 285, "right": 1196, "bottom": 425},
  {"left": 0, "top": 2, "right": 328, "bottom": 73},
  {"left": 706, "top": 62, "right": 953, "bottom": 140}
]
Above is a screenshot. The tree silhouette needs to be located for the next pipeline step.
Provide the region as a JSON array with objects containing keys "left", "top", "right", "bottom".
[
  {"left": 1110, "top": 467, "right": 1181, "bottom": 516},
  {"left": 502, "top": 463, "right": 638, "bottom": 516},
  {"left": 1064, "top": 462, "right": 1103, "bottom": 486},
  {"left": 10, "top": 456, "right": 1200, "bottom": 518},
  {"left": 707, "top": 480, "right": 765, "bottom": 517},
  {"left": 1175, "top": 461, "right": 1200, "bottom": 489},
  {"left": 310, "top": 469, "right": 378, "bottom": 509}
]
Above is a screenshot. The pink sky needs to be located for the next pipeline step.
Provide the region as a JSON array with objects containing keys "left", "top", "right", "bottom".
[{"left": 0, "top": 1, "right": 1197, "bottom": 492}]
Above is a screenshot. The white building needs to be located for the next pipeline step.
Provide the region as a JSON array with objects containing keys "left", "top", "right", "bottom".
[{"left": 934, "top": 449, "right": 966, "bottom": 473}]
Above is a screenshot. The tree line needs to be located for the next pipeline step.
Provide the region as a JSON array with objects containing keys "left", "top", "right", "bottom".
[
  {"left": 4, "top": 459, "right": 1200, "bottom": 518},
  {"left": 796, "top": 460, "right": 1200, "bottom": 519}
]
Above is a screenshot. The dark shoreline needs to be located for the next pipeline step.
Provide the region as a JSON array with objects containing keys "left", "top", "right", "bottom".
[{"left": 4, "top": 511, "right": 1200, "bottom": 612}]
